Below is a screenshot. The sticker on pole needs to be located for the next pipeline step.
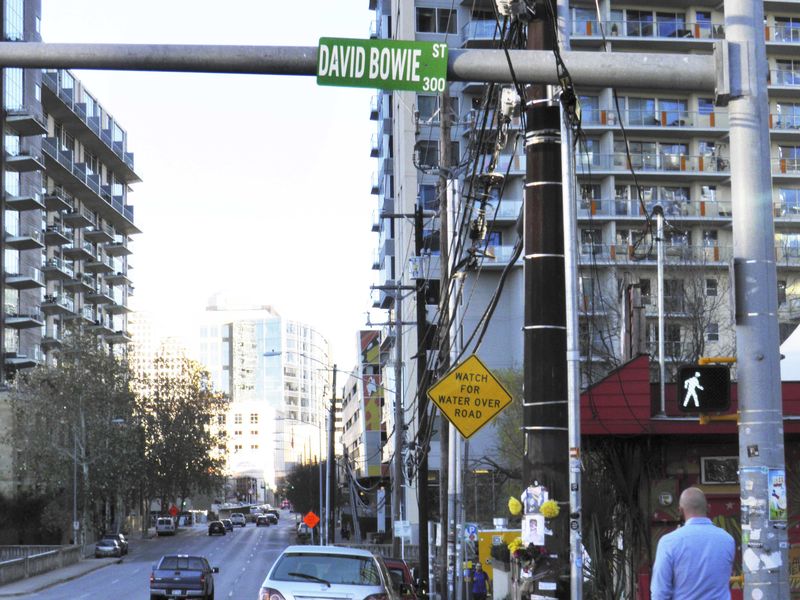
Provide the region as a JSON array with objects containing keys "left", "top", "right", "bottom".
[
  {"left": 427, "top": 354, "right": 513, "bottom": 439},
  {"left": 317, "top": 37, "right": 447, "bottom": 92}
]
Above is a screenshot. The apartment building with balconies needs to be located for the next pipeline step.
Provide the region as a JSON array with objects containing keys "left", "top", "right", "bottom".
[{"left": 0, "top": 0, "right": 139, "bottom": 496}]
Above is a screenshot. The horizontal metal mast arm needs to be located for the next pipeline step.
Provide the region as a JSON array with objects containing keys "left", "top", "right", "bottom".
[{"left": 0, "top": 43, "right": 716, "bottom": 90}]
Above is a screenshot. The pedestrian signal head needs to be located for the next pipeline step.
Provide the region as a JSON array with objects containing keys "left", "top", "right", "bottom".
[{"left": 676, "top": 364, "right": 731, "bottom": 413}]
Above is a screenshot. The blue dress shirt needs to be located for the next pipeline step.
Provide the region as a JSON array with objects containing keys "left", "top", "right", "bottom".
[{"left": 651, "top": 517, "right": 735, "bottom": 600}]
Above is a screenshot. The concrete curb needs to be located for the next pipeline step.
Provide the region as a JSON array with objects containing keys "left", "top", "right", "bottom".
[{"left": 0, "top": 557, "right": 122, "bottom": 597}]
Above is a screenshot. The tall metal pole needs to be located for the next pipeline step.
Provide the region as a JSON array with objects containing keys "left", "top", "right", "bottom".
[
  {"left": 656, "top": 207, "right": 666, "bottom": 414},
  {"left": 414, "top": 204, "right": 431, "bottom": 600},
  {"left": 72, "top": 429, "right": 78, "bottom": 545},
  {"left": 438, "top": 91, "right": 452, "bottom": 599},
  {"left": 560, "top": 102, "right": 582, "bottom": 600},
  {"left": 327, "top": 366, "right": 336, "bottom": 544},
  {"left": 392, "top": 294, "right": 404, "bottom": 556},
  {"left": 724, "top": 0, "right": 789, "bottom": 596},
  {"left": 523, "top": 9, "right": 568, "bottom": 597}
]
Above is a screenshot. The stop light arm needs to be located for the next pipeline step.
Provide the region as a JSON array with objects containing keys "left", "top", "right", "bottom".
[{"left": 698, "top": 356, "right": 736, "bottom": 365}]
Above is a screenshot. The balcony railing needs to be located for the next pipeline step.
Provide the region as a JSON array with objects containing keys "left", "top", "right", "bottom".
[
  {"left": 579, "top": 197, "right": 731, "bottom": 219},
  {"left": 766, "top": 25, "right": 800, "bottom": 43},
  {"left": 580, "top": 243, "right": 731, "bottom": 265},
  {"left": 461, "top": 20, "right": 499, "bottom": 44},
  {"left": 41, "top": 70, "right": 135, "bottom": 171},
  {"left": 41, "top": 138, "right": 134, "bottom": 224},
  {"left": 577, "top": 152, "right": 730, "bottom": 174},
  {"left": 589, "top": 109, "right": 730, "bottom": 129},
  {"left": 571, "top": 20, "right": 724, "bottom": 40},
  {"left": 770, "top": 69, "right": 800, "bottom": 87}
]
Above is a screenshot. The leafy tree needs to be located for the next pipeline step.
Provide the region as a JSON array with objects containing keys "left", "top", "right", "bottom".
[
  {"left": 8, "top": 326, "right": 141, "bottom": 542},
  {"left": 133, "top": 355, "right": 227, "bottom": 517},
  {"left": 282, "top": 461, "right": 323, "bottom": 515}
]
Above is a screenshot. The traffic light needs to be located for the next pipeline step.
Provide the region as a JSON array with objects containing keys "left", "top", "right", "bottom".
[{"left": 676, "top": 364, "right": 731, "bottom": 413}]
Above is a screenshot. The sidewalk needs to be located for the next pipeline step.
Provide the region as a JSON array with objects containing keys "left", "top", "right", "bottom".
[{"left": 0, "top": 557, "right": 121, "bottom": 597}]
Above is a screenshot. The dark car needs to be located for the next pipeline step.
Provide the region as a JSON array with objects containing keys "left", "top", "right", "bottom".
[
  {"left": 100, "top": 532, "right": 128, "bottom": 555},
  {"left": 94, "top": 538, "right": 122, "bottom": 558},
  {"left": 266, "top": 513, "right": 278, "bottom": 525},
  {"left": 208, "top": 520, "right": 226, "bottom": 536},
  {"left": 256, "top": 515, "right": 270, "bottom": 527},
  {"left": 266, "top": 508, "right": 280, "bottom": 521},
  {"left": 222, "top": 518, "right": 234, "bottom": 532},
  {"left": 150, "top": 554, "right": 218, "bottom": 600},
  {"left": 384, "top": 557, "right": 417, "bottom": 599}
]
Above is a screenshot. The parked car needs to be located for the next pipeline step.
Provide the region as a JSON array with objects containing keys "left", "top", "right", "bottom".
[
  {"left": 230, "top": 512, "right": 246, "bottom": 527},
  {"left": 208, "top": 521, "right": 226, "bottom": 536},
  {"left": 256, "top": 515, "right": 270, "bottom": 527},
  {"left": 295, "top": 523, "right": 312, "bottom": 543},
  {"left": 266, "top": 513, "right": 278, "bottom": 525},
  {"left": 222, "top": 519, "right": 234, "bottom": 532},
  {"left": 155, "top": 517, "right": 176, "bottom": 536},
  {"left": 257, "top": 545, "right": 398, "bottom": 600},
  {"left": 94, "top": 538, "right": 122, "bottom": 558},
  {"left": 100, "top": 532, "right": 128, "bottom": 555},
  {"left": 383, "top": 557, "right": 417, "bottom": 600},
  {"left": 150, "top": 554, "right": 218, "bottom": 600}
]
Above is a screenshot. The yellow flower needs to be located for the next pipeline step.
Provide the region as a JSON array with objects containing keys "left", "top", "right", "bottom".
[
  {"left": 540, "top": 499, "right": 560, "bottom": 519},
  {"left": 508, "top": 496, "right": 522, "bottom": 516},
  {"left": 507, "top": 537, "right": 523, "bottom": 553}
]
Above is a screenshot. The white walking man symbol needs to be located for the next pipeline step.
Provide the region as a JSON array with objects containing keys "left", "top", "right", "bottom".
[{"left": 683, "top": 371, "right": 704, "bottom": 408}]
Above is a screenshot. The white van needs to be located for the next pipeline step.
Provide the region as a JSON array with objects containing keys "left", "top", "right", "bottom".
[
  {"left": 230, "top": 513, "right": 246, "bottom": 527},
  {"left": 156, "top": 517, "right": 176, "bottom": 536}
]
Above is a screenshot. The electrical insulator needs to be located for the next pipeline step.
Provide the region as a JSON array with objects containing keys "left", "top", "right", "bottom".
[
  {"left": 495, "top": 0, "right": 513, "bottom": 15},
  {"left": 500, "top": 87, "right": 520, "bottom": 120},
  {"left": 470, "top": 214, "right": 487, "bottom": 242}
]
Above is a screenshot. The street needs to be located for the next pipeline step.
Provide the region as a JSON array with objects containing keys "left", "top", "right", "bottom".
[{"left": 26, "top": 516, "right": 298, "bottom": 600}]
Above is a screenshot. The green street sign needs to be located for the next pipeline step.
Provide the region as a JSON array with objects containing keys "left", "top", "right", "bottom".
[{"left": 317, "top": 37, "right": 448, "bottom": 93}]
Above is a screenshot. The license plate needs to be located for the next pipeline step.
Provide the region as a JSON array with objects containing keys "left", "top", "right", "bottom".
[{"left": 168, "top": 591, "right": 183, "bottom": 597}]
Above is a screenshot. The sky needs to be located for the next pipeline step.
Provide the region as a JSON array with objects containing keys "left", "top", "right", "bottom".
[{"left": 41, "top": 0, "right": 378, "bottom": 368}]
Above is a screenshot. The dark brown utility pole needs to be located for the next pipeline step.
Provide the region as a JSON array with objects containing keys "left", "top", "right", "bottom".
[
  {"left": 414, "top": 204, "right": 431, "bottom": 599},
  {"left": 523, "top": 4, "right": 569, "bottom": 597}
]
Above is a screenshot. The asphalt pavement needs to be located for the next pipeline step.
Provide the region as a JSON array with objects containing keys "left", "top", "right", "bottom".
[{"left": 0, "top": 512, "right": 297, "bottom": 599}]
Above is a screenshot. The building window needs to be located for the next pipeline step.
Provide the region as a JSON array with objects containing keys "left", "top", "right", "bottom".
[
  {"left": 4, "top": 171, "right": 19, "bottom": 197},
  {"left": 234, "top": 430, "right": 242, "bottom": 436},
  {"left": 250, "top": 430, "right": 258, "bottom": 436},
  {"left": 706, "top": 323, "right": 719, "bottom": 342},
  {"left": 35, "top": 16, "right": 40, "bottom": 34},
  {"left": 234, "top": 444, "right": 242, "bottom": 451},
  {"left": 234, "top": 413, "right": 242, "bottom": 424},
  {"left": 251, "top": 444, "right": 259, "bottom": 450},
  {"left": 250, "top": 413, "right": 258, "bottom": 424},
  {"left": 217, "top": 414, "right": 226, "bottom": 425},
  {"left": 4, "top": 68, "right": 22, "bottom": 110},
  {"left": 416, "top": 7, "right": 456, "bottom": 34},
  {"left": 419, "top": 184, "right": 438, "bottom": 210},
  {"left": 705, "top": 278, "right": 718, "bottom": 297},
  {"left": 4, "top": 0, "right": 24, "bottom": 41}
]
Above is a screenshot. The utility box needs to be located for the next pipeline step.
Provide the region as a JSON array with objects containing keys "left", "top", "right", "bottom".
[{"left": 477, "top": 528, "right": 521, "bottom": 581}]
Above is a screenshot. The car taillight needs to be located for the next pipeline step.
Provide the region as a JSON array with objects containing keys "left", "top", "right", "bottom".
[
  {"left": 149, "top": 572, "right": 154, "bottom": 584},
  {"left": 200, "top": 573, "right": 205, "bottom": 585},
  {"left": 258, "top": 588, "right": 286, "bottom": 600},
  {"left": 364, "top": 595, "right": 390, "bottom": 600}
]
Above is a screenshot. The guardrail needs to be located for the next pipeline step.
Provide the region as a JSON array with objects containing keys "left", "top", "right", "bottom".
[{"left": 0, "top": 545, "right": 81, "bottom": 585}]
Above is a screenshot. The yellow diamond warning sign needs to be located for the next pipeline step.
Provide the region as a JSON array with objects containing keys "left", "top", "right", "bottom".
[{"left": 427, "top": 354, "right": 513, "bottom": 439}]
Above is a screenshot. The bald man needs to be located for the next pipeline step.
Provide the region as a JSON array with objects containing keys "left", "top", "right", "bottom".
[{"left": 651, "top": 487, "right": 735, "bottom": 599}]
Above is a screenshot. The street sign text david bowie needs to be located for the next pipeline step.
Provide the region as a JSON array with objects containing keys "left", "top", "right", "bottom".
[
  {"left": 317, "top": 37, "right": 448, "bottom": 93},
  {"left": 435, "top": 371, "right": 502, "bottom": 420}
]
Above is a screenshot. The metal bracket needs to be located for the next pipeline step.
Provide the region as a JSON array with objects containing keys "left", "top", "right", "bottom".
[{"left": 714, "top": 41, "right": 731, "bottom": 107}]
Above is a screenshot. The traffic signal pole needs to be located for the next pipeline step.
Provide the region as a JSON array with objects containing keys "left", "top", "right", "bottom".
[
  {"left": 2, "top": 23, "right": 785, "bottom": 595},
  {"left": 726, "top": 1, "right": 789, "bottom": 596}
]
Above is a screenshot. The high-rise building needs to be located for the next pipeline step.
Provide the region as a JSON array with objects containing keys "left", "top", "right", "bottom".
[
  {"left": 0, "top": 0, "right": 138, "bottom": 496},
  {"left": 197, "top": 294, "right": 331, "bottom": 497},
  {"left": 369, "top": 0, "right": 800, "bottom": 534}
]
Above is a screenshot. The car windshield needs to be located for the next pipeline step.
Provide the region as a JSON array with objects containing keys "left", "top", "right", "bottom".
[
  {"left": 388, "top": 568, "right": 405, "bottom": 588},
  {"left": 272, "top": 553, "right": 381, "bottom": 586},
  {"left": 98, "top": 540, "right": 116, "bottom": 547},
  {"left": 159, "top": 557, "right": 207, "bottom": 571}
]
